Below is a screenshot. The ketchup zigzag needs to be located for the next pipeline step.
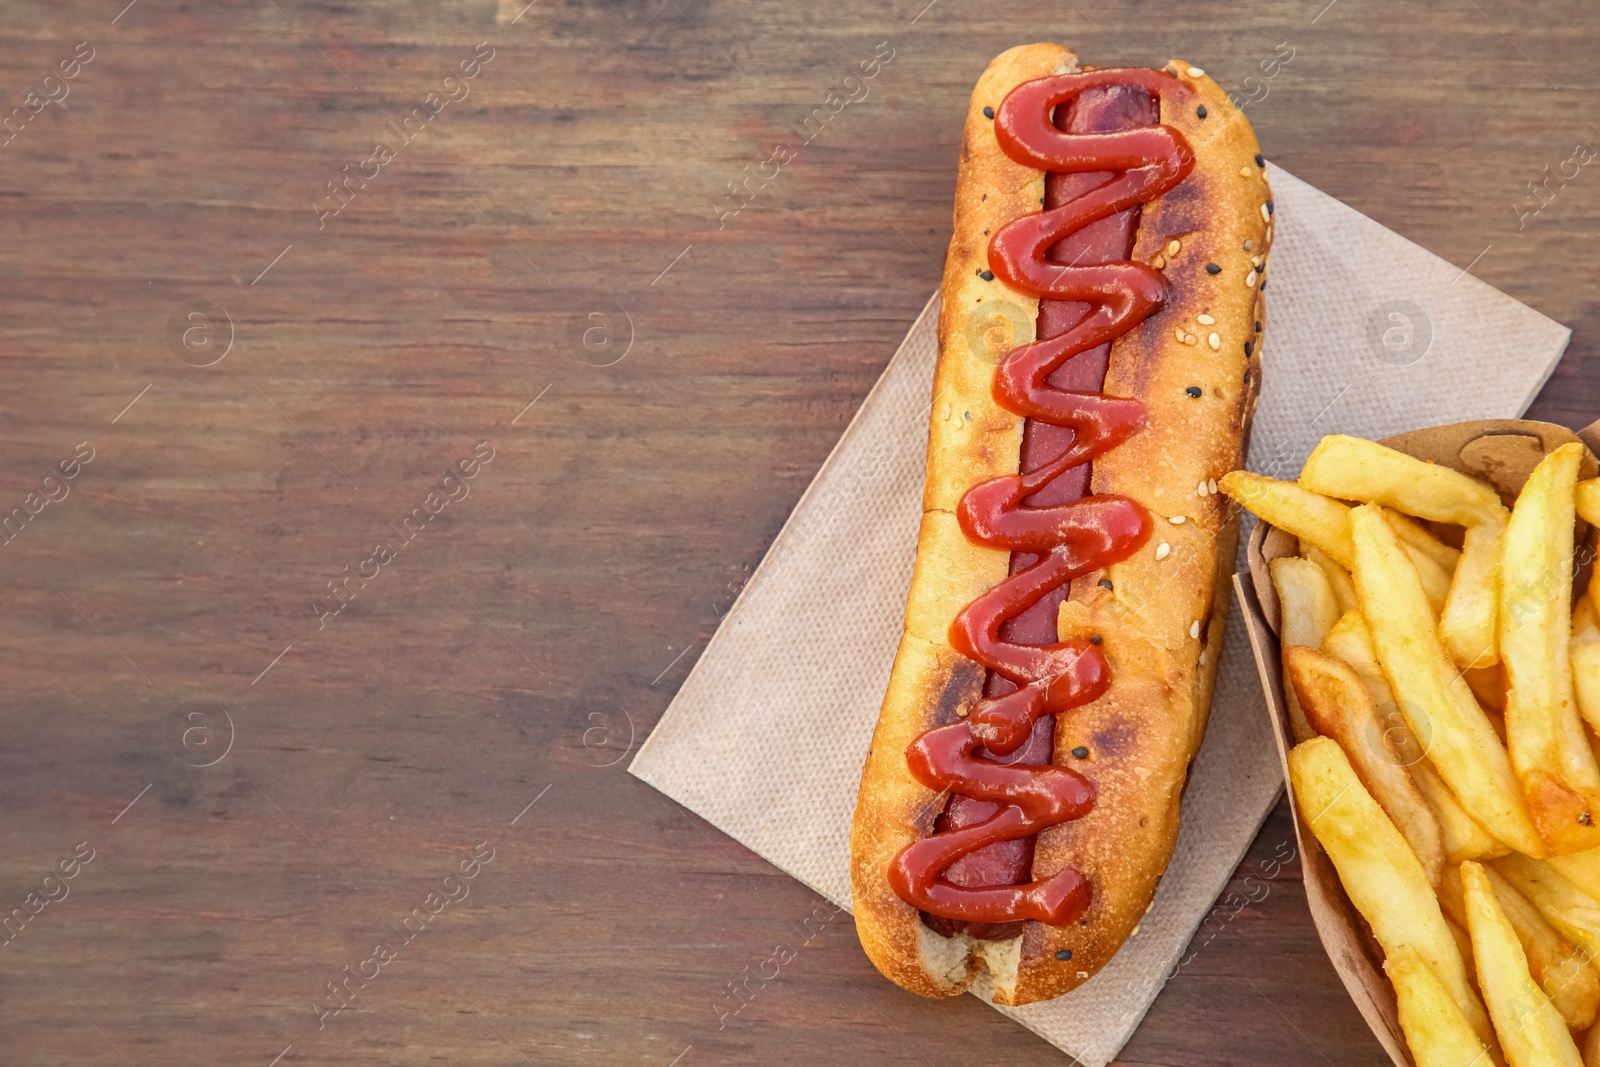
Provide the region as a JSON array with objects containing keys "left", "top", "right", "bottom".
[{"left": 888, "top": 69, "right": 1196, "bottom": 928}]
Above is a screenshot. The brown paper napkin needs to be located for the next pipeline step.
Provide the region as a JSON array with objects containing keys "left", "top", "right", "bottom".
[{"left": 629, "top": 165, "right": 1571, "bottom": 1065}]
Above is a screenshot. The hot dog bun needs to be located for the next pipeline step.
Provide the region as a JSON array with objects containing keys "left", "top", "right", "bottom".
[{"left": 849, "top": 43, "right": 1271, "bottom": 1006}]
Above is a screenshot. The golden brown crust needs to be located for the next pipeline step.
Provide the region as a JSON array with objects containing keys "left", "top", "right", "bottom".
[{"left": 850, "top": 43, "right": 1271, "bottom": 1005}]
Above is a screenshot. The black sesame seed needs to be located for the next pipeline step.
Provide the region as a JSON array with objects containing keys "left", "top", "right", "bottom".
[
  {"left": 1196, "top": 105, "right": 1208, "bottom": 119},
  {"left": 1254, "top": 320, "right": 1262, "bottom": 333},
  {"left": 1259, "top": 278, "right": 1266, "bottom": 290},
  {"left": 1185, "top": 385, "right": 1203, "bottom": 398},
  {"left": 1098, "top": 577, "right": 1113, "bottom": 591},
  {"left": 1255, "top": 153, "right": 1265, "bottom": 168},
  {"left": 983, "top": 105, "right": 995, "bottom": 119},
  {"left": 1089, "top": 635, "right": 1102, "bottom": 645},
  {"left": 1265, "top": 199, "right": 1274, "bottom": 215},
  {"left": 1071, "top": 747, "right": 1089, "bottom": 760},
  {"left": 978, "top": 269, "right": 994, "bottom": 281},
  {"left": 1056, "top": 948, "right": 1074, "bottom": 961},
  {"left": 1243, "top": 370, "right": 1251, "bottom": 383},
  {"left": 1243, "top": 341, "right": 1254, "bottom": 357},
  {"left": 1205, "top": 263, "right": 1221, "bottom": 275},
  {"left": 1040, "top": 197, "right": 1046, "bottom": 205}
]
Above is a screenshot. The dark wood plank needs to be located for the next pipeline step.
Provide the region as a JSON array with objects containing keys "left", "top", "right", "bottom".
[{"left": 0, "top": 1, "right": 1592, "bottom": 1064}]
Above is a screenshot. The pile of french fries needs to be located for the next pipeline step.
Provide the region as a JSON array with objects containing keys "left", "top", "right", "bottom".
[{"left": 1222, "top": 433, "right": 1600, "bottom": 1067}]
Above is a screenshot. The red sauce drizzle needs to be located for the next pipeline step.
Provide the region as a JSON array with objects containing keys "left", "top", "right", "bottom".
[{"left": 888, "top": 69, "right": 1195, "bottom": 932}]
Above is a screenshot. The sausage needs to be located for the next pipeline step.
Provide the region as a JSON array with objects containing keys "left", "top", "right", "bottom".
[{"left": 926, "top": 82, "right": 1158, "bottom": 943}]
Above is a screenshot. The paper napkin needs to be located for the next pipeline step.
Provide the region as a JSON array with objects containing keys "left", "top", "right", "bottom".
[{"left": 630, "top": 165, "right": 1571, "bottom": 1065}]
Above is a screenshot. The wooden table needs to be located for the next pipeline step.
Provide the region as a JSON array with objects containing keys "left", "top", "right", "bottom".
[{"left": 2, "top": 1, "right": 1594, "bottom": 1063}]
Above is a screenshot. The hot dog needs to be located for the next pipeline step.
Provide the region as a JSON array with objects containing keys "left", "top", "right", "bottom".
[{"left": 849, "top": 43, "right": 1271, "bottom": 1005}]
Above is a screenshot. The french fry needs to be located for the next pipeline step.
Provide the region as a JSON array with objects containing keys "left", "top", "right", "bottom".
[
  {"left": 1492, "top": 854, "right": 1600, "bottom": 963},
  {"left": 1544, "top": 847, "right": 1600, "bottom": 904},
  {"left": 1320, "top": 607, "right": 1380, "bottom": 672},
  {"left": 1576, "top": 478, "right": 1600, "bottom": 528},
  {"left": 1500, "top": 443, "right": 1600, "bottom": 854},
  {"left": 1273, "top": 557, "right": 1343, "bottom": 743},
  {"left": 1574, "top": 644, "right": 1600, "bottom": 746},
  {"left": 1579, "top": 483, "right": 1600, "bottom": 626},
  {"left": 1387, "top": 509, "right": 1463, "bottom": 574},
  {"left": 1320, "top": 610, "right": 1425, "bottom": 763},
  {"left": 1415, "top": 760, "right": 1508, "bottom": 864},
  {"left": 1273, "top": 557, "right": 1342, "bottom": 654},
  {"left": 1461, "top": 861, "right": 1585, "bottom": 1067},
  {"left": 1441, "top": 515, "right": 1508, "bottom": 669},
  {"left": 1572, "top": 597, "right": 1600, "bottom": 739},
  {"left": 1349, "top": 503, "right": 1545, "bottom": 857},
  {"left": 1300, "top": 434, "right": 1505, "bottom": 527},
  {"left": 1487, "top": 865, "right": 1600, "bottom": 1031},
  {"left": 1221, "top": 471, "right": 1452, "bottom": 611},
  {"left": 1289, "top": 737, "right": 1495, "bottom": 1047},
  {"left": 1440, "top": 865, "right": 1600, "bottom": 1030},
  {"left": 1299, "top": 432, "right": 1507, "bottom": 666},
  {"left": 1286, "top": 645, "right": 1445, "bottom": 886},
  {"left": 1579, "top": 479, "right": 1600, "bottom": 624},
  {"left": 1319, "top": 609, "right": 1505, "bottom": 861},
  {"left": 1301, "top": 541, "right": 1359, "bottom": 615},
  {"left": 1385, "top": 943, "right": 1496, "bottom": 1067},
  {"left": 1220, "top": 471, "right": 1354, "bottom": 566}
]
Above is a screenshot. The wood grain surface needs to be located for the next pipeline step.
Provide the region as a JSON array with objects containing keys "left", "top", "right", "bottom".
[{"left": 1, "top": 1, "right": 1595, "bottom": 1064}]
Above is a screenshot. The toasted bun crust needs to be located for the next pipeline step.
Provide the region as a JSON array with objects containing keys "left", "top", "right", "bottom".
[{"left": 849, "top": 43, "right": 1271, "bottom": 1005}]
